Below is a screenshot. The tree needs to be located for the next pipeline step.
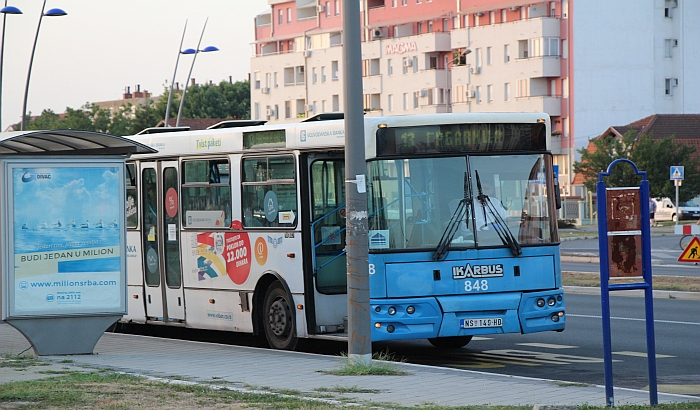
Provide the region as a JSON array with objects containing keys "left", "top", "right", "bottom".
[{"left": 574, "top": 131, "right": 700, "bottom": 202}]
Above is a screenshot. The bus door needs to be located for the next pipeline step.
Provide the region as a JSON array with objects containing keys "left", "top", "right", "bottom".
[
  {"left": 140, "top": 161, "right": 185, "bottom": 322},
  {"left": 307, "top": 155, "right": 348, "bottom": 331}
]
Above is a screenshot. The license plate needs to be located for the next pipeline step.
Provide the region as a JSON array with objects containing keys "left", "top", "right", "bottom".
[{"left": 460, "top": 318, "right": 502, "bottom": 328}]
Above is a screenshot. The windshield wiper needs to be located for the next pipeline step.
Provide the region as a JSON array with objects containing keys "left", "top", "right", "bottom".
[
  {"left": 475, "top": 171, "right": 522, "bottom": 257},
  {"left": 433, "top": 173, "right": 471, "bottom": 261}
]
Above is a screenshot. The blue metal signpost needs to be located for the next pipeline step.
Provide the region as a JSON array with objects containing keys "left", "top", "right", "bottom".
[{"left": 596, "top": 159, "right": 657, "bottom": 407}]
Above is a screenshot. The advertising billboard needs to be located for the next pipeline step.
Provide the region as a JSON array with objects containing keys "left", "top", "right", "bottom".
[{"left": 3, "top": 160, "right": 126, "bottom": 318}]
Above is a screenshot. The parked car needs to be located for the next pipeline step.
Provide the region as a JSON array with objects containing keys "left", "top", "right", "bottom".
[{"left": 653, "top": 197, "right": 700, "bottom": 222}]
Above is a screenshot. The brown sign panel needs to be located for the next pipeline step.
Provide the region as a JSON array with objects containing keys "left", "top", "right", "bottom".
[
  {"left": 606, "top": 188, "right": 641, "bottom": 232},
  {"left": 608, "top": 234, "right": 643, "bottom": 277}
]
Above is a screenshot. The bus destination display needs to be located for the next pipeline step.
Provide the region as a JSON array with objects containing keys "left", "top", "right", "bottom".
[{"left": 376, "top": 123, "right": 547, "bottom": 156}]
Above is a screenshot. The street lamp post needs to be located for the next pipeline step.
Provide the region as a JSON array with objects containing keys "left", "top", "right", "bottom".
[
  {"left": 163, "top": 20, "right": 190, "bottom": 128},
  {"left": 176, "top": 18, "right": 218, "bottom": 127},
  {"left": 21, "top": 0, "right": 66, "bottom": 131},
  {"left": 0, "top": 3, "right": 22, "bottom": 131}
]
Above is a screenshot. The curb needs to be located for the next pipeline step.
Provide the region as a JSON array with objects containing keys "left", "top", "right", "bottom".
[
  {"left": 563, "top": 285, "right": 700, "bottom": 301},
  {"left": 561, "top": 254, "right": 665, "bottom": 265}
]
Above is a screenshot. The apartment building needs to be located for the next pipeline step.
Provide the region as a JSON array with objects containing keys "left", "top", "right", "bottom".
[{"left": 250, "top": 0, "right": 699, "bottom": 199}]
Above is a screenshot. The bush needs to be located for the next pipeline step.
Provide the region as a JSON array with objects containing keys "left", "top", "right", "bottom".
[{"left": 558, "top": 219, "right": 576, "bottom": 229}]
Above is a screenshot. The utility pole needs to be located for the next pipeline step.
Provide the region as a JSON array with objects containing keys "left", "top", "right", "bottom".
[{"left": 343, "top": 0, "right": 371, "bottom": 364}]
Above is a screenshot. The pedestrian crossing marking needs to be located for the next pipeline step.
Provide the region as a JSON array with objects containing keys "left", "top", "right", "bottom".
[
  {"left": 613, "top": 351, "right": 675, "bottom": 358},
  {"left": 471, "top": 336, "right": 493, "bottom": 341},
  {"left": 678, "top": 236, "right": 700, "bottom": 262},
  {"left": 517, "top": 343, "right": 577, "bottom": 349}
]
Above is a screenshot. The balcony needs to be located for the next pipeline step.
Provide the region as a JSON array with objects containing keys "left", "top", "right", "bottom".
[
  {"left": 515, "top": 55, "right": 561, "bottom": 78},
  {"left": 380, "top": 32, "right": 451, "bottom": 54},
  {"left": 362, "top": 75, "right": 383, "bottom": 94},
  {"left": 451, "top": 17, "right": 562, "bottom": 49},
  {"left": 413, "top": 68, "right": 449, "bottom": 89},
  {"left": 515, "top": 95, "right": 561, "bottom": 116}
]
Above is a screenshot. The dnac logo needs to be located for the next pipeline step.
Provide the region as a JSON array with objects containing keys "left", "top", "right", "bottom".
[{"left": 21, "top": 172, "right": 34, "bottom": 182}]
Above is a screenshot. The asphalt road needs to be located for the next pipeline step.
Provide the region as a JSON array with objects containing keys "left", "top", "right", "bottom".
[
  {"left": 373, "top": 293, "right": 700, "bottom": 396},
  {"left": 561, "top": 234, "right": 700, "bottom": 277}
]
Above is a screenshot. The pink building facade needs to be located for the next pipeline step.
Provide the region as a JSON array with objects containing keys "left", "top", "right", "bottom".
[{"left": 251, "top": 0, "right": 700, "bottom": 205}]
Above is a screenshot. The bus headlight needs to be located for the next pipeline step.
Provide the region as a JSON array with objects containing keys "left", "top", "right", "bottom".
[
  {"left": 406, "top": 306, "right": 415, "bottom": 314},
  {"left": 536, "top": 298, "right": 545, "bottom": 308},
  {"left": 388, "top": 307, "right": 396, "bottom": 315}
]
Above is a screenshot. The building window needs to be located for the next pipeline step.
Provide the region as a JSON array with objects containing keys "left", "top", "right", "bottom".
[
  {"left": 504, "top": 83, "right": 510, "bottom": 101},
  {"left": 487, "top": 85, "right": 493, "bottom": 102},
  {"left": 326, "top": 2, "right": 330, "bottom": 17},
  {"left": 335, "top": 0, "right": 339, "bottom": 15},
  {"left": 285, "top": 101, "right": 291, "bottom": 118},
  {"left": 427, "top": 21, "right": 432, "bottom": 32},
  {"left": 322, "top": 100, "right": 326, "bottom": 112},
  {"left": 274, "top": 104, "right": 279, "bottom": 120},
  {"left": 402, "top": 0, "right": 407, "bottom": 6},
  {"left": 388, "top": 94, "right": 393, "bottom": 111},
  {"left": 517, "top": 79, "right": 528, "bottom": 98},
  {"left": 501, "top": 9, "right": 507, "bottom": 22},
  {"left": 254, "top": 103, "right": 260, "bottom": 120},
  {"left": 403, "top": 93, "right": 408, "bottom": 110},
  {"left": 443, "top": 18, "right": 449, "bottom": 31},
  {"left": 665, "top": 78, "right": 678, "bottom": 95},
  {"left": 417, "top": 22, "right": 422, "bottom": 34},
  {"left": 453, "top": 84, "right": 466, "bottom": 104},
  {"left": 520, "top": 6, "right": 526, "bottom": 19},
  {"left": 413, "top": 91, "right": 419, "bottom": 109},
  {"left": 332, "top": 94, "right": 339, "bottom": 111},
  {"left": 486, "top": 47, "right": 492, "bottom": 65},
  {"left": 254, "top": 71, "right": 260, "bottom": 89},
  {"left": 331, "top": 60, "right": 339, "bottom": 80},
  {"left": 475, "top": 48, "right": 482, "bottom": 67},
  {"left": 562, "top": 0, "right": 568, "bottom": 18},
  {"left": 561, "top": 39, "right": 568, "bottom": 59},
  {"left": 392, "top": 0, "right": 397, "bottom": 7},
  {"left": 274, "top": 72, "right": 278, "bottom": 88},
  {"left": 321, "top": 66, "right": 326, "bottom": 82},
  {"left": 387, "top": 59, "right": 393, "bottom": 76},
  {"left": 402, "top": 57, "right": 409, "bottom": 74},
  {"left": 504, "top": 44, "right": 510, "bottom": 62},
  {"left": 664, "top": 39, "right": 677, "bottom": 58},
  {"left": 562, "top": 78, "right": 568, "bottom": 98},
  {"left": 475, "top": 86, "right": 481, "bottom": 104},
  {"left": 550, "top": 1, "right": 556, "bottom": 17},
  {"left": 463, "top": 14, "right": 469, "bottom": 28},
  {"left": 413, "top": 56, "right": 418, "bottom": 73},
  {"left": 278, "top": 9, "right": 283, "bottom": 24},
  {"left": 489, "top": 11, "right": 495, "bottom": 24},
  {"left": 287, "top": 7, "right": 291, "bottom": 23},
  {"left": 312, "top": 67, "right": 317, "bottom": 84},
  {"left": 417, "top": 0, "right": 421, "bottom": 3}
]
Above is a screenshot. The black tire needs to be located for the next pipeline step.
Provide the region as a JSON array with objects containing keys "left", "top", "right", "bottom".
[
  {"left": 262, "top": 282, "right": 298, "bottom": 350},
  {"left": 427, "top": 336, "right": 473, "bottom": 349},
  {"left": 680, "top": 235, "right": 694, "bottom": 250}
]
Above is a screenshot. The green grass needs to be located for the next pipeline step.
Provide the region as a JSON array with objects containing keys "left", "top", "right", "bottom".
[
  {"left": 314, "top": 385, "right": 383, "bottom": 394},
  {"left": 320, "top": 350, "right": 410, "bottom": 376},
  {"left": 0, "top": 354, "right": 49, "bottom": 371}
]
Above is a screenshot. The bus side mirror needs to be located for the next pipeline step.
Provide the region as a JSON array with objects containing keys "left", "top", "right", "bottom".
[{"left": 554, "top": 178, "right": 562, "bottom": 210}]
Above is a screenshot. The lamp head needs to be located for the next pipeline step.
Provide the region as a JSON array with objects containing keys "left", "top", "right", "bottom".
[
  {"left": 181, "top": 48, "right": 197, "bottom": 55},
  {"left": 0, "top": 5, "right": 22, "bottom": 14},
  {"left": 463, "top": 49, "right": 472, "bottom": 56},
  {"left": 44, "top": 8, "right": 67, "bottom": 17},
  {"left": 201, "top": 45, "right": 219, "bottom": 53}
]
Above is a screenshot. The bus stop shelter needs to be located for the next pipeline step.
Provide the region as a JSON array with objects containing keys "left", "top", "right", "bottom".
[{"left": 0, "top": 130, "right": 156, "bottom": 355}]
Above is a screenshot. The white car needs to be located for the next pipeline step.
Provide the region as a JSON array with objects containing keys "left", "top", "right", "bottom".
[{"left": 653, "top": 197, "right": 700, "bottom": 221}]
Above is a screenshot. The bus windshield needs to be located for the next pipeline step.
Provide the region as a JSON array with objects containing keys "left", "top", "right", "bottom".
[{"left": 367, "top": 154, "right": 556, "bottom": 251}]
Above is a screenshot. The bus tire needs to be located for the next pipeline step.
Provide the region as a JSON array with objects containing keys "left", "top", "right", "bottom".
[
  {"left": 427, "top": 336, "right": 473, "bottom": 349},
  {"left": 262, "top": 282, "right": 298, "bottom": 350}
]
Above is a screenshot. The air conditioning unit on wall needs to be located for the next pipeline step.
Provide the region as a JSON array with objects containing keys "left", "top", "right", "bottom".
[
  {"left": 372, "top": 27, "right": 387, "bottom": 40},
  {"left": 403, "top": 59, "right": 413, "bottom": 67},
  {"left": 316, "top": 4, "right": 324, "bottom": 13},
  {"left": 470, "top": 66, "right": 482, "bottom": 74},
  {"left": 261, "top": 87, "right": 270, "bottom": 94}
]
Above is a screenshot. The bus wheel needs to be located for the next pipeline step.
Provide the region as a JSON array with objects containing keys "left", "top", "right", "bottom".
[
  {"left": 263, "top": 282, "right": 298, "bottom": 350},
  {"left": 427, "top": 336, "right": 473, "bottom": 349}
]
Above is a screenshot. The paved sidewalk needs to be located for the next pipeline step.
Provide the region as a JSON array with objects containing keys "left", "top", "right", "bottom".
[{"left": 1, "top": 322, "right": 698, "bottom": 408}]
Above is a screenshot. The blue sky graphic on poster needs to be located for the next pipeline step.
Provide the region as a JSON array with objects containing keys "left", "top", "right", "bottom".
[{"left": 12, "top": 166, "right": 123, "bottom": 315}]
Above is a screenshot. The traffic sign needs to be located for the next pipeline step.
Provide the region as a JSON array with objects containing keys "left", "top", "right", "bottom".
[
  {"left": 670, "top": 166, "right": 684, "bottom": 181},
  {"left": 678, "top": 236, "right": 700, "bottom": 262}
]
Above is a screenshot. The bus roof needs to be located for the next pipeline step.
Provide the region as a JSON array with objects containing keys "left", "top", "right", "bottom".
[{"left": 128, "top": 112, "right": 551, "bottom": 159}]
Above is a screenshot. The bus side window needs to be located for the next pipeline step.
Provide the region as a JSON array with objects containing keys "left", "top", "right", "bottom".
[
  {"left": 242, "top": 155, "right": 297, "bottom": 229},
  {"left": 181, "top": 159, "right": 232, "bottom": 228},
  {"left": 126, "top": 163, "right": 138, "bottom": 229}
]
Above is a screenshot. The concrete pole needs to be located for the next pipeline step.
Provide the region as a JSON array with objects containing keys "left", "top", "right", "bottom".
[{"left": 342, "top": 0, "right": 371, "bottom": 364}]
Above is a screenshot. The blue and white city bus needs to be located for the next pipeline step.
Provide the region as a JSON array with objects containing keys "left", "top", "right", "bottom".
[{"left": 122, "top": 112, "right": 565, "bottom": 350}]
